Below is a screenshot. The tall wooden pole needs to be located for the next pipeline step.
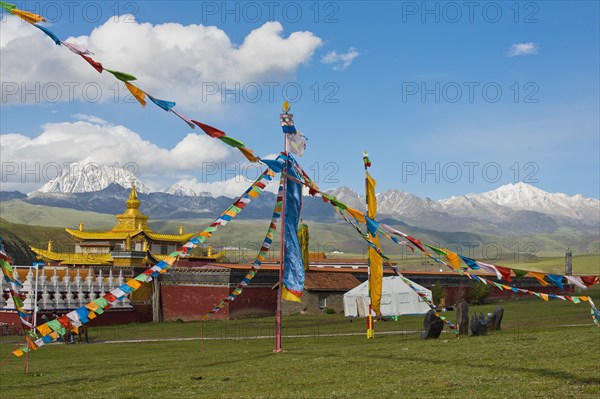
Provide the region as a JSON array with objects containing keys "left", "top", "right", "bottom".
[
  {"left": 364, "top": 152, "right": 374, "bottom": 339},
  {"left": 275, "top": 103, "right": 290, "bottom": 352}
]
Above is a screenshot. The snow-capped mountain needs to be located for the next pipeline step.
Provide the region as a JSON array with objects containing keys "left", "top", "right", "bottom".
[
  {"left": 165, "top": 183, "right": 212, "bottom": 197},
  {"left": 320, "top": 183, "right": 599, "bottom": 234},
  {"left": 438, "top": 183, "right": 600, "bottom": 223},
  {"left": 32, "top": 160, "right": 150, "bottom": 195},
  {"left": 324, "top": 187, "right": 363, "bottom": 210}
]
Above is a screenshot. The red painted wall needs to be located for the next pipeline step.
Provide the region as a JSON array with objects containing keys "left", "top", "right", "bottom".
[
  {"left": 160, "top": 285, "right": 278, "bottom": 321},
  {"left": 229, "top": 287, "right": 277, "bottom": 318},
  {"left": 160, "top": 285, "right": 231, "bottom": 321}
]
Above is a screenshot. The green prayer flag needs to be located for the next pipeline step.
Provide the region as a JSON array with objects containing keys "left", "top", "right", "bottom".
[
  {"left": 572, "top": 296, "right": 581, "bottom": 304},
  {"left": 331, "top": 200, "right": 348, "bottom": 210},
  {"left": 105, "top": 69, "right": 137, "bottom": 82},
  {"left": 57, "top": 327, "right": 67, "bottom": 336},
  {"left": 0, "top": 2, "right": 17, "bottom": 12},
  {"left": 135, "top": 274, "right": 148, "bottom": 282},
  {"left": 513, "top": 269, "right": 528, "bottom": 279},
  {"left": 424, "top": 244, "right": 447, "bottom": 257},
  {"left": 218, "top": 136, "right": 245, "bottom": 148},
  {"left": 94, "top": 297, "right": 109, "bottom": 308},
  {"left": 47, "top": 319, "right": 63, "bottom": 331}
]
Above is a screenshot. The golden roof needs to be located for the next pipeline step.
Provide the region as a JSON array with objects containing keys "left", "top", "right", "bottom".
[
  {"left": 31, "top": 247, "right": 113, "bottom": 265},
  {"left": 113, "top": 184, "right": 150, "bottom": 232},
  {"left": 65, "top": 228, "right": 195, "bottom": 243},
  {"left": 64, "top": 185, "right": 195, "bottom": 243},
  {"left": 152, "top": 251, "right": 226, "bottom": 261}
]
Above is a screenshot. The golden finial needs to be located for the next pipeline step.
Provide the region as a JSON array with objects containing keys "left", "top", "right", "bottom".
[{"left": 282, "top": 100, "right": 291, "bottom": 114}]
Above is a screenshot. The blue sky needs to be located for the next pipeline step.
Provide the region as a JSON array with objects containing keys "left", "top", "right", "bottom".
[{"left": 1, "top": 1, "right": 598, "bottom": 199}]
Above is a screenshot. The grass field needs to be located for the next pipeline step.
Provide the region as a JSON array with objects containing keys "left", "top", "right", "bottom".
[{"left": 1, "top": 298, "right": 599, "bottom": 399}]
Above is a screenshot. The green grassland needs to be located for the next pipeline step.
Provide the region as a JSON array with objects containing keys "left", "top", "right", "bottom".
[
  {"left": 1, "top": 298, "right": 599, "bottom": 398},
  {"left": 0, "top": 199, "right": 116, "bottom": 229}
]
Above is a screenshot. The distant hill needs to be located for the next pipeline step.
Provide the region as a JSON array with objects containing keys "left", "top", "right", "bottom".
[{"left": 0, "top": 219, "right": 73, "bottom": 265}]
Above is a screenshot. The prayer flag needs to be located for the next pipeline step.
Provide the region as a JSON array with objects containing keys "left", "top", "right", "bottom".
[
  {"left": 10, "top": 8, "right": 45, "bottom": 24},
  {"left": 366, "top": 171, "right": 383, "bottom": 316},
  {"left": 282, "top": 158, "right": 304, "bottom": 302},
  {"left": 124, "top": 82, "right": 146, "bottom": 107}
]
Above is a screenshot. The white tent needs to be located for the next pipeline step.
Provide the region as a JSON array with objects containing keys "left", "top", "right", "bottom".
[{"left": 343, "top": 276, "right": 432, "bottom": 317}]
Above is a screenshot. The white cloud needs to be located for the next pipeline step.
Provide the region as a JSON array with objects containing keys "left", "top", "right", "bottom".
[
  {"left": 0, "top": 118, "right": 239, "bottom": 192},
  {"left": 321, "top": 47, "right": 359, "bottom": 70},
  {"left": 1, "top": 15, "right": 322, "bottom": 109},
  {"left": 507, "top": 42, "right": 538, "bottom": 57},
  {"left": 72, "top": 114, "right": 108, "bottom": 124}
]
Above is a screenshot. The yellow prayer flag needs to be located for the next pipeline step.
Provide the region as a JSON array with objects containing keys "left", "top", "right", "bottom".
[
  {"left": 163, "top": 256, "right": 176, "bottom": 264},
  {"left": 529, "top": 272, "right": 549, "bottom": 287},
  {"left": 239, "top": 147, "right": 259, "bottom": 162},
  {"left": 366, "top": 172, "right": 377, "bottom": 219},
  {"left": 444, "top": 249, "right": 461, "bottom": 270},
  {"left": 124, "top": 82, "right": 146, "bottom": 107},
  {"left": 126, "top": 279, "right": 142, "bottom": 289},
  {"left": 37, "top": 324, "right": 52, "bottom": 336},
  {"left": 540, "top": 293, "right": 549, "bottom": 301},
  {"left": 347, "top": 207, "right": 366, "bottom": 224},
  {"left": 580, "top": 296, "right": 590, "bottom": 301},
  {"left": 85, "top": 301, "right": 100, "bottom": 312},
  {"left": 10, "top": 9, "right": 45, "bottom": 24},
  {"left": 12, "top": 349, "right": 24, "bottom": 357},
  {"left": 282, "top": 285, "right": 302, "bottom": 302},
  {"left": 366, "top": 171, "right": 383, "bottom": 316},
  {"left": 88, "top": 311, "right": 97, "bottom": 320}
]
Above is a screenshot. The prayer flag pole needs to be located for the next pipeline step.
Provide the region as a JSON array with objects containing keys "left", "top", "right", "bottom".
[
  {"left": 363, "top": 151, "right": 374, "bottom": 339},
  {"left": 275, "top": 101, "right": 291, "bottom": 352}
]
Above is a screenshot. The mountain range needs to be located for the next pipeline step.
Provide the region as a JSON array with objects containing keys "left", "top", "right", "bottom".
[{"left": 1, "top": 164, "right": 598, "bottom": 239}]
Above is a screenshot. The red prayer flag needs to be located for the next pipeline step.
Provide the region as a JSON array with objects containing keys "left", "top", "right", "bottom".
[
  {"left": 406, "top": 235, "right": 426, "bottom": 253},
  {"left": 191, "top": 120, "right": 226, "bottom": 138},
  {"left": 581, "top": 276, "right": 600, "bottom": 287},
  {"left": 57, "top": 315, "right": 70, "bottom": 327},
  {"left": 103, "top": 292, "right": 117, "bottom": 303},
  {"left": 495, "top": 266, "right": 512, "bottom": 282},
  {"left": 80, "top": 54, "right": 103, "bottom": 73}
]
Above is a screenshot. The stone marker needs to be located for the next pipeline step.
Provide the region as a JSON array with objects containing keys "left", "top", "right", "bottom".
[
  {"left": 470, "top": 312, "right": 488, "bottom": 336},
  {"left": 486, "top": 306, "right": 504, "bottom": 331},
  {"left": 456, "top": 301, "right": 469, "bottom": 336},
  {"left": 421, "top": 309, "right": 444, "bottom": 340}
]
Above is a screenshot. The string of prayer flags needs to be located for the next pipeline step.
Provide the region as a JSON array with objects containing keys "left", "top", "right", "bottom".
[
  {"left": 203, "top": 176, "right": 285, "bottom": 318},
  {"left": 0, "top": 246, "right": 33, "bottom": 330},
  {"left": 0, "top": 4, "right": 265, "bottom": 166},
  {"left": 11, "top": 168, "right": 275, "bottom": 357}
]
